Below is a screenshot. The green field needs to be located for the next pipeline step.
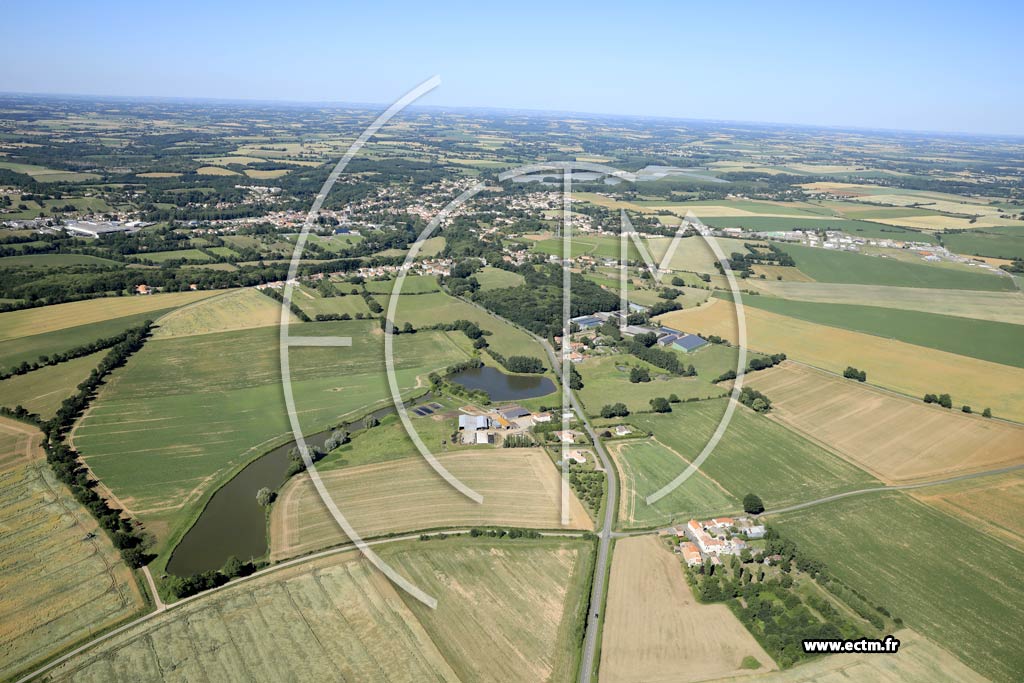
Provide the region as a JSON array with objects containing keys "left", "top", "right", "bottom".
[
  {"left": 773, "top": 492, "right": 1024, "bottom": 683},
  {"left": 291, "top": 285, "right": 373, "bottom": 318},
  {"left": 0, "top": 352, "right": 105, "bottom": 418},
  {"left": 942, "top": 229, "right": 1024, "bottom": 260},
  {"left": 74, "top": 320, "right": 467, "bottom": 557},
  {"left": 621, "top": 399, "right": 880, "bottom": 527},
  {"left": 364, "top": 274, "right": 440, "bottom": 294},
  {"left": 46, "top": 537, "right": 592, "bottom": 683},
  {"left": 0, "top": 253, "right": 120, "bottom": 268},
  {"left": 475, "top": 266, "right": 526, "bottom": 291},
  {"left": 0, "top": 308, "right": 177, "bottom": 372},
  {"left": 531, "top": 235, "right": 642, "bottom": 260},
  {"left": 716, "top": 292, "right": 1024, "bottom": 368},
  {"left": 136, "top": 248, "right": 212, "bottom": 263},
  {"left": 377, "top": 291, "right": 547, "bottom": 359},
  {"left": 576, "top": 347, "right": 738, "bottom": 415},
  {"left": 784, "top": 243, "right": 1015, "bottom": 291}
]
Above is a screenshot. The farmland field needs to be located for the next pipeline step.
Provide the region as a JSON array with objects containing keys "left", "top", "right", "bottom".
[
  {"left": 377, "top": 291, "right": 548, "bottom": 359},
  {"left": 0, "top": 290, "right": 220, "bottom": 341},
  {"left": 659, "top": 299, "right": 1024, "bottom": 422},
  {"left": 152, "top": 288, "right": 289, "bottom": 338},
  {"left": 600, "top": 536, "right": 775, "bottom": 683},
  {"left": 743, "top": 363, "right": 1024, "bottom": 483},
  {"left": 73, "top": 320, "right": 467, "bottom": 554},
  {"left": 0, "top": 351, "right": 105, "bottom": 419},
  {"left": 617, "top": 399, "right": 879, "bottom": 527},
  {"left": 380, "top": 536, "right": 594, "bottom": 683},
  {"left": 46, "top": 537, "right": 593, "bottom": 683},
  {"left": 270, "top": 448, "right": 591, "bottom": 560},
  {"left": 0, "top": 253, "right": 121, "bottom": 268},
  {"left": 943, "top": 229, "right": 1024, "bottom": 260},
  {"left": 772, "top": 492, "right": 1024, "bottom": 683},
  {"left": 715, "top": 628, "right": 986, "bottom": 683},
  {"left": 911, "top": 470, "right": 1024, "bottom": 551},
  {"left": 363, "top": 274, "right": 440, "bottom": 294},
  {"left": 783, "top": 243, "right": 1015, "bottom": 291},
  {"left": 0, "top": 417, "right": 144, "bottom": 683},
  {"left": 743, "top": 280, "right": 1024, "bottom": 324},
  {"left": 291, "top": 285, "right": 373, "bottom": 318},
  {"left": 475, "top": 266, "right": 526, "bottom": 291},
  {"left": 715, "top": 292, "right": 1024, "bottom": 368},
  {"left": 575, "top": 349, "right": 736, "bottom": 415},
  {"left": 135, "top": 248, "right": 211, "bottom": 263}
]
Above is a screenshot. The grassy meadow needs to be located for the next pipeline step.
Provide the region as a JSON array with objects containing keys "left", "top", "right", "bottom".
[
  {"left": 73, "top": 320, "right": 467, "bottom": 555},
  {"left": 614, "top": 399, "right": 879, "bottom": 528},
  {"left": 772, "top": 492, "right": 1024, "bottom": 683}
]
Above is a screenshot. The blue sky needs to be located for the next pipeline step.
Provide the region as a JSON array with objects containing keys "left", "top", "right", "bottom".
[{"left": 2, "top": 1, "right": 1022, "bottom": 135}]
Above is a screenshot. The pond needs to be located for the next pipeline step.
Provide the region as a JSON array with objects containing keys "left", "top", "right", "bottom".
[
  {"left": 165, "top": 396, "right": 432, "bottom": 577},
  {"left": 448, "top": 365, "right": 557, "bottom": 402}
]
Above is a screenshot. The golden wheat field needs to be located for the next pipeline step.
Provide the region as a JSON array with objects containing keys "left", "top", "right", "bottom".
[
  {"left": 658, "top": 299, "right": 1024, "bottom": 422},
  {"left": 270, "top": 448, "right": 590, "bottom": 561},
  {"left": 600, "top": 535, "right": 775, "bottom": 683},
  {"left": 743, "top": 363, "right": 1024, "bottom": 483}
]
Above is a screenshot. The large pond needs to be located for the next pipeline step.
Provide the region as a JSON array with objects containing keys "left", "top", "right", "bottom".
[
  {"left": 449, "top": 365, "right": 557, "bottom": 402},
  {"left": 165, "top": 397, "right": 431, "bottom": 577}
]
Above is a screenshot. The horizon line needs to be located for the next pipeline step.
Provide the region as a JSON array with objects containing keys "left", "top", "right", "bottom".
[{"left": 1, "top": 89, "right": 1022, "bottom": 140}]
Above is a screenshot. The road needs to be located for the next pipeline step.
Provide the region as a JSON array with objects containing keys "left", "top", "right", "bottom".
[{"left": 459, "top": 297, "right": 616, "bottom": 683}]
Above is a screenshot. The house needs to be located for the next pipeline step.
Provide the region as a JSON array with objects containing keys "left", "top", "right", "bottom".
[
  {"left": 458, "top": 415, "right": 490, "bottom": 431},
  {"left": 744, "top": 525, "right": 766, "bottom": 539},
  {"left": 566, "top": 351, "right": 584, "bottom": 363},
  {"left": 135, "top": 284, "right": 151, "bottom": 295},
  {"left": 553, "top": 430, "right": 579, "bottom": 444},
  {"left": 680, "top": 542, "right": 702, "bottom": 567},
  {"left": 570, "top": 315, "right": 602, "bottom": 329},
  {"left": 564, "top": 449, "right": 588, "bottom": 464},
  {"left": 613, "top": 425, "right": 632, "bottom": 437},
  {"left": 532, "top": 412, "right": 553, "bottom": 423}
]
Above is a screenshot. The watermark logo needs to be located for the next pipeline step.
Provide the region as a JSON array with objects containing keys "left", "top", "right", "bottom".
[{"left": 280, "top": 79, "right": 748, "bottom": 607}]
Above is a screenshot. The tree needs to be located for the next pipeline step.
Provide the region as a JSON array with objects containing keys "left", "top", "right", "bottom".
[
  {"left": 629, "top": 366, "right": 650, "bottom": 383},
  {"left": 843, "top": 366, "right": 867, "bottom": 382},
  {"left": 650, "top": 397, "right": 672, "bottom": 413},
  {"left": 668, "top": 393, "right": 680, "bottom": 403},
  {"left": 938, "top": 393, "right": 953, "bottom": 409},
  {"left": 634, "top": 331, "right": 658, "bottom": 348},
  {"left": 671, "top": 276, "right": 685, "bottom": 287},
  {"left": 961, "top": 405, "right": 972, "bottom": 414},
  {"left": 256, "top": 487, "right": 276, "bottom": 507},
  {"left": 743, "top": 493, "right": 764, "bottom": 514},
  {"left": 569, "top": 365, "right": 583, "bottom": 390},
  {"left": 600, "top": 403, "right": 629, "bottom": 418},
  {"left": 983, "top": 407, "right": 992, "bottom": 418}
]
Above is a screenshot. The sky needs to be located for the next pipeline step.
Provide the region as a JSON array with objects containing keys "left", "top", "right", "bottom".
[{"left": 2, "top": 0, "right": 1022, "bottom": 136}]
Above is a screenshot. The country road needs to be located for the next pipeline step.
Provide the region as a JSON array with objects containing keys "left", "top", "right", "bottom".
[{"left": 453, "top": 295, "right": 617, "bottom": 683}]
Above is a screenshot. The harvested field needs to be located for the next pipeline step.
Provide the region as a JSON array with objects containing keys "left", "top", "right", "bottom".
[
  {"left": 46, "top": 549, "right": 458, "bottom": 683},
  {"left": 714, "top": 628, "right": 987, "bottom": 683},
  {"left": 744, "top": 363, "right": 1024, "bottom": 483},
  {"left": 911, "top": 470, "right": 1024, "bottom": 551},
  {"left": 0, "top": 417, "right": 144, "bottom": 683},
  {"left": 152, "top": 288, "right": 290, "bottom": 338},
  {"left": 745, "top": 280, "right": 1024, "bottom": 325},
  {"left": 600, "top": 536, "right": 775, "bottom": 683},
  {"left": 0, "top": 290, "right": 219, "bottom": 341},
  {"left": 270, "top": 448, "right": 590, "bottom": 560},
  {"left": 381, "top": 536, "right": 594, "bottom": 683},
  {"left": 659, "top": 298, "right": 1024, "bottom": 422},
  {"left": 47, "top": 537, "right": 592, "bottom": 683}
]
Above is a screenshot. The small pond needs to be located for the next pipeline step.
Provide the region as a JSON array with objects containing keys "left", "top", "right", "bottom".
[{"left": 448, "top": 365, "right": 557, "bottom": 402}]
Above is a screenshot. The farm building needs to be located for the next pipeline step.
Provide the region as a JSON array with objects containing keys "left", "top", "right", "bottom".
[
  {"left": 570, "top": 315, "right": 603, "bottom": 329},
  {"left": 497, "top": 406, "right": 531, "bottom": 421},
  {"left": 458, "top": 415, "right": 490, "bottom": 431},
  {"left": 672, "top": 334, "right": 708, "bottom": 352},
  {"left": 533, "top": 411, "right": 553, "bottom": 423}
]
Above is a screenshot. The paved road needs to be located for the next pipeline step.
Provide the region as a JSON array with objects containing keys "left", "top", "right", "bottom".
[{"left": 456, "top": 296, "right": 616, "bottom": 683}]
